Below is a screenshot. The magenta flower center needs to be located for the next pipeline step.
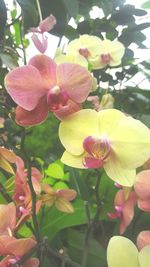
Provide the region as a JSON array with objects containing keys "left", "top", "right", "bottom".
[
  {"left": 47, "top": 86, "right": 69, "bottom": 111},
  {"left": 79, "top": 48, "right": 91, "bottom": 58},
  {"left": 83, "top": 136, "right": 111, "bottom": 169},
  {"left": 101, "top": 53, "right": 111, "bottom": 64},
  {"left": 8, "top": 256, "right": 20, "bottom": 266}
]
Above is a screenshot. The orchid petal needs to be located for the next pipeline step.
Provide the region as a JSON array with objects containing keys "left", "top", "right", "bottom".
[
  {"left": 107, "top": 236, "right": 139, "bottom": 267},
  {"left": 15, "top": 97, "right": 49, "bottom": 126},
  {"left": 104, "top": 155, "right": 136, "bottom": 186},
  {"left": 23, "top": 258, "right": 40, "bottom": 267},
  {"left": 29, "top": 54, "right": 57, "bottom": 88},
  {"left": 59, "top": 109, "right": 99, "bottom": 155},
  {"left": 98, "top": 109, "right": 125, "bottom": 136},
  {"left": 114, "top": 190, "right": 136, "bottom": 234},
  {"left": 54, "top": 100, "right": 81, "bottom": 120},
  {"left": 61, "top": 151, "right": 85, "bottom": 168},
  {"left": 55, "top": 198, "right": 74, "bottom": 213},
  {"left": 134, "top": 170, "right": 150, "bottom": 200},
  {"left": 0, "top": 155, "right": 15, "bottom": 174},
  {"left": 56, "top": 189, "right": 77, "bottom": 201},
  {"left": 6, "top": 237, "right": 37, "bottom": 256},
  {"left": 139, "top": 245, "right": 150, "bottom": 267},
  {"left": 57, "top": 63, "right": 92, "bottom": 103},
  {"left": 0, "top": 203, "right": 16, "bottom": 235},
  {"left": 31, "top": 33, "right": 48, "bottom": 53},
  {"left": 110, "top": 116, "right": 150, "bottom": 169},
  {"left": 5, "top": 65, "right": 46, "bottom": 111},
  {"left": 137, "top": 199, "right": 150, "bottom": 212},
  {"left": 39, "top": 14, "right": 56, "bottom": 33},
  {"left": 0, "top": 147, "right": 16, "bottom": 163},
  {"left": 137, "top": 231, "right": 150, "bottom": 250}
]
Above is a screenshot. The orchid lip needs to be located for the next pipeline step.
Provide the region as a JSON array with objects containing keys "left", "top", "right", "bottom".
[
  {"left": 47, "top": 89, "right": 69, "bottom": 111},
  {"left": 83, "top": 136, "right": 111, "bottom": 169},
  {"left": 79, "top": 48, "right": 90, "bottom": 58},
  {"left": 101, "top": 53, "right": 111, "bottom": 64}
]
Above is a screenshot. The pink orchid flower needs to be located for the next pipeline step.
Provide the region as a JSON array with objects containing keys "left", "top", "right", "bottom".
[
  {"left": 29, "top": 14, "right": 56, "bottom": 53},
  {"left": 108, "top": 189, "right": 137, "bottom": 234},
  {"left": 137, "top": 231, "right": 150, "bottom": 250},
  {"left": 0, "top": 236, "right": 39, "bottom": 267},
  {"left": 5, "top": 54, "right": 92, "bottom": 126},
  {"left": 13, "top": 157, "right": 42, "bottom": 223},
  {"left": 134, "top": 170, "right": 150, "bottom": 212}
]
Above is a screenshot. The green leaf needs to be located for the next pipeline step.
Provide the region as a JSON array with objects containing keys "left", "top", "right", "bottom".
[
  {"left": 41, "top": 199, "right": 96, "bottom": 240},
  {"left": 101, "top": 0, "right": 112, "bottom": 17},
  {"left": 53, "top": 181, "right": 69, "bottom": 190},
  {"left": 142, "top": 1, "right": 150, "bottom": 9},
  {"left": 45, "top": 163, "right": 64, "bottom": 179},
  {"left": 16, "top": 0, "right": 38, "bottom": 31},
  {"left": 63, "top": 0, "right": 79, "bottom": 18},
  {"left": 0, "top": 53, "right": 18, "bottom": 69},
  {"left": 67, "top": 229, "right": 106, "bottom": 267}
]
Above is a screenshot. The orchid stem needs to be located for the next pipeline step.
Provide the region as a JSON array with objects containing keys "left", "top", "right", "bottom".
[
  {"left": 36, "top": 0, "right": 43, "bottom": 22},
  {"left": 20, "top": 128, "right": 41, "bottom": 245},
  {"left": 81, "top": 174, "right": 101, "bottom": 267}
]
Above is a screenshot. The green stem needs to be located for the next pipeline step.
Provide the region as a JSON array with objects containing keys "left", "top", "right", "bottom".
[
  {"left": 81, "top": 175, "right": 101, "bottom": 267},
  {"left": 20, "top": 128, "right": 41, "bottom": 244},
  {"left": 36, "top": 0, "right": 43, "bottom": 22}
]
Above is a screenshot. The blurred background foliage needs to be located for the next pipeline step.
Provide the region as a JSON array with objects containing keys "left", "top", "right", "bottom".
[{"left": 0, "top": 0, "right": 150, "bottom": 266}]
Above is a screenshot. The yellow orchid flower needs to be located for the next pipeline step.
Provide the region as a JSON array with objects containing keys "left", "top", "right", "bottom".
[
  {"left": 90, "top": 39, "right": 125, "bottom": 69},
  {"left": 59, "top": 109, "right": 150, "bottom": 186},
  {"left": 107, "top": 236, "right": 150, "bottom": 267},
  {"left": 66, "top": 35, "right": 125, "bottom": 70},
  {"left": 66, "top": 34, "right": 101, "bottom": 66}
]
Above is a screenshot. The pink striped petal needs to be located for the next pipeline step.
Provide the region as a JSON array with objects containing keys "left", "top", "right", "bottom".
[
  {"left": 39, "top": 14, "right": 56, "bottom": 33},
  {"left": 57, "top": 63, "right": 92, "bottom": 103},
  {"left": 114, "top": 190, "right": 136, "bottom": 234},
  {"left": 56, "top": 189, "right": 77, "bottom": 201},
  {"left": 5, "top": 65, "right": 46, "bottom": 111},
  {"left": 54, "top": 99, "right": 82, "bottom": 120},
  {"left": 134, "top": 170, "right": 150, "bottom": 200},
  {"left": 137, "top": 198, "right": 150, "bottom": 212},
  {"left": 31, "top": 33, "right": 48, "bottom": 53},
  {"left": 15, "top": 97, "right": 49, "bottom": 126},
  {"left": 29, "top": 55, "right": 57, "bottom": 88},
  {"left": 23, "top": 258, "right": 40, "bottom": 267}
]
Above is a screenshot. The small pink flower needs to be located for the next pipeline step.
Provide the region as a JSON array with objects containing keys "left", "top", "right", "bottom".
[
  {"left": 108, "top": 189, "right": 137, "bottom": 234},
  {"left": 41, "top": 185, "right": 77, "bottom": 213},
  {"left": 5, "top": 54, "right": 92, "bottom": 126},
  {"left": 29, "top": 14, "right": 56, "bottom": 53}
]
